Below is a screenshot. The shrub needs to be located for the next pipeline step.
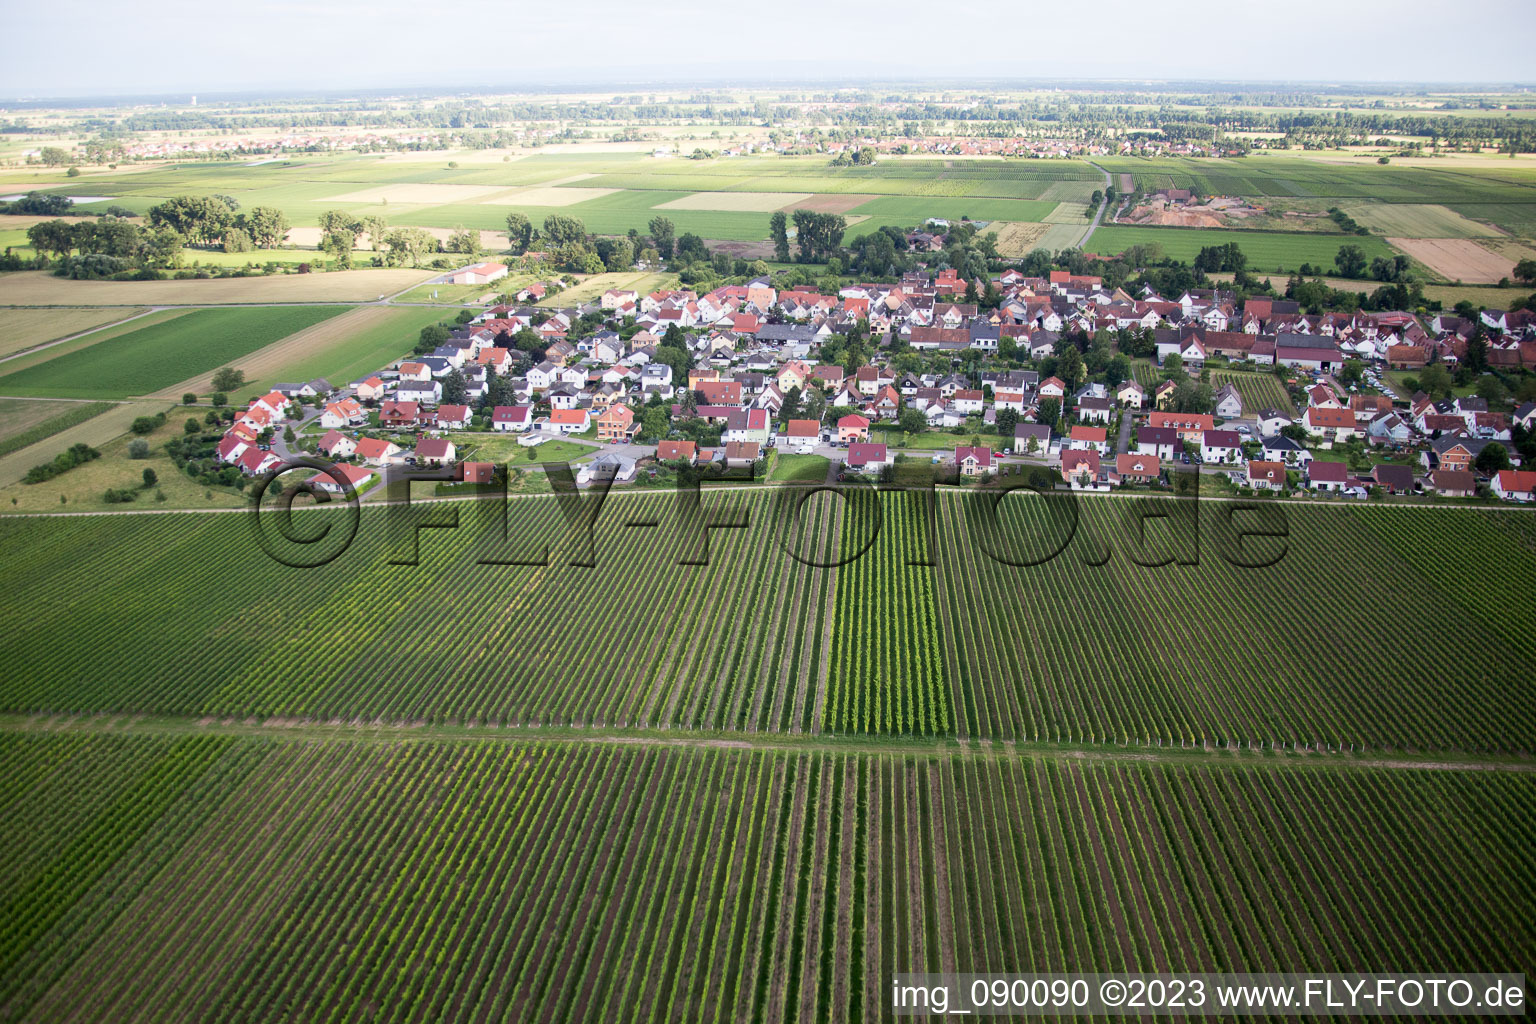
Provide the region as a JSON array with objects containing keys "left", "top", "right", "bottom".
[
  {"left": 182, "top": 393, "right": 197, "bottom": 405},
  {"left": 127, "top": 439, "right": 150, "bottom": 459},
  {"left": 24, "top": 443, "right": 101, "bottom": 484},
  {"left": 103, "top": 488, "right": 138, "bottom": 503},
  {"left": 130, "top": 413, "right": 166, "bottom": 435}
]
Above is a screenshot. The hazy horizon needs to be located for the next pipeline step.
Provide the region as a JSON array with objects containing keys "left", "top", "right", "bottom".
[{"left": 4, "top": 0, "right": 1532, "bottom": 99}]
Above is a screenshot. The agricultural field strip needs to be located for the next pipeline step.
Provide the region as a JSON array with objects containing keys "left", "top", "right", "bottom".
[
  {"left": 1, "top": 735, "right": 1529, "bottom": 1022},
  {"left": 3, "top": 713, "right": 1533, "bottom": 771},
  {"left": 0, "top": 493, "right": 1529, "bottom": 749},
  {"left": 0, "top": 306, "right": 347, "bottom": 400}
]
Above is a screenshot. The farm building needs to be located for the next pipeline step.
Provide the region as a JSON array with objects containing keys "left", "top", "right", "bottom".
[{"left": 445, "top": 262, "right": 509, "bottom": 286}]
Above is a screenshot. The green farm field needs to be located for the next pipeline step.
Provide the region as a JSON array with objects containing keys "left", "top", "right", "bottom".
[
  {"left": 0, "top": 399, "right": 113, "bottom": 457},
  {"left": 0, "top": 493, "right": 1532, "bottom": 752},
  {"left": 0, "top": 306, "right": 344, "bottom": 399},
  {"left": 0, "top": 307, "right": 151, "bottom": 359},
  {"left": 1210, "top": 370, "right": 1296, "bottom": 414},
  {"left": 3, "top": 152, "right": 1110, "bottom": 246},
  {"left": 1087, "top": 225, "right": 1396, "bottom": 270},
  {"left": 0, "top": 728, "right": 1528, "bottom": 1024},
  {"left": 222, "top": 305, "right": 454, "bottom": 401}
]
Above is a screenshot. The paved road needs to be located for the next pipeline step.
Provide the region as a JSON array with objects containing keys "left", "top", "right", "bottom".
[
  {"left": 1081, "top": 161, "right": 1113, "bottom": 248},
  {"left": 1114, "top": 412, "right": 1133, "bottom": 455}
]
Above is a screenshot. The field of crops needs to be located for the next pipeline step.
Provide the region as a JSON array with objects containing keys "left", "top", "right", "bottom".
[
  {"left": 0, "top": 731, "right": 1529, "bottom": 1024},
  {"left": 1096, "top": 155, "right": 1536, "bottom": 206},
  {"left": 0, "top": 494, "right": 1532, "bottom": 752},
  {"left": 1210, "top": 371, "right": 1295, "bottom": 414},
  {"left": 0, "top": 401, "right": 113, "bottom": 458},
  {"left": 826, "top": 492, "right": 947, "bottom": 735},
  {"left": 4, "top": 152, "right": 1107, "bottom": 244},
  {"left": 0, "top": 307, "right": 345, "bottom": 399},
  {"left": 1087, "top": 225, "right": 1396, "bottom": 271}
]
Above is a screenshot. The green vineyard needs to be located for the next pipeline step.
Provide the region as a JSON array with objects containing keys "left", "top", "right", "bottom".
[
  {"left": 0, "top": 732, "right": 1530, "bottom": 1024},
  {"left": 0, "top": 493, "right": 1532, "bottom": 751},
  {"left": 826, "top": 492, "right": 948, "bottom": 736}
]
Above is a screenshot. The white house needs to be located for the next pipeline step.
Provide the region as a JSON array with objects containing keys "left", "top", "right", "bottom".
[{"left": 492, "top": 405, "right": 534, "bottom": 432}]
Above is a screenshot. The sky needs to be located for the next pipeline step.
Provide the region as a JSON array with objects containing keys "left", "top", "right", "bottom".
[{"left": 3, "top": 0, "right": 1532, "bottom": 98}]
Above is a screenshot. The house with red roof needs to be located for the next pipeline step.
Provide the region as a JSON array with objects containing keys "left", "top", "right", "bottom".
[
  {"left": 461, "top": 461, "right": 496, "bottom": 484},
  {"left": 1060, "top": 448, "right": 1102, "bottom": 488},
  {"left": 355, "top": 437, "right": 403, "bottom": 466},
  {"left": 1302, "top": 405, "right": 1358, "bottom": 442},
  {"left": 845, "top": 443, "right": 891, "bottom": 473},
  {"left": 320, "top": 398, "right": 365, "bottom": 429},
  {"left": 1306, "top": 460, "right": 1349, "bottom": 492},
  {"left": 780, "top": 418, "right": 822, "bottom": 448},
  {"left": 546, "top": 408, "right": 590, "bottom": 435},
  {"left": 317, "top": 430, "right": 357, "bottom": 459},
  {"left": 492, "top": 405, "right": 533, "bottom": 432},
  {"left": 1493, "top": 469, "right": 1536, "bottom": 502},
  {"left": 356, "top": 376, "right": 388, "bottom": 402},
  {"left": 837, "top": 414, "right": 870, "bottom": 443},
  {"left": 308, "top": 462, "right": 373, "bottom": 494},
  {"left": 237, "top": 446, "right": 281, "bottom": 477},
  {"left": 1246, "top": 460, "right": 1287, "bottom": 490},
  {"left": 955, "top": 446, "right": 992, "bottom": 477},
  {"left": 414, "top": 438, "right": 456, "bottom": 467},
  {"left": 380, "top": 400, "right": 420, "bottom": 428},
  {"left": 1068, "top": 425, "right": 1109, "bottom": 454},
  {"left": 215, "top": 434, "right": 249, "bottom": 464},
  {"left": 596, "top": 404, "right": 638, "bottom": 443},
  {"left": 657, "top": 440, "right": 697, "bottom": 464},
  {"left": 433, "top": 404, "right": 472, "bottom": 430},
  {"left": 1111, "top": 453, "right": 1162, "bottom": 486}
]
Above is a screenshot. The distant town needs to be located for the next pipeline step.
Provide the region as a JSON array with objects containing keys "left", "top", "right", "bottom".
[{"left": 212, "top": 255, "right": 1536, "bottom": 505}]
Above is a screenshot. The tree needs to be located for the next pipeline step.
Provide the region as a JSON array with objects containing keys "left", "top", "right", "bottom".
[
  {"left": 1056, "top": 345, "right": 1085, "bottom": 390},
  {"left": 995, "top": 407, "right": 1019, "bottom": 439},
  {"left": 770, "top": 211, "right": 790, "bottom": 263},
  {"left": 1464, "top": 322, "right": 1489, "bottom": 374},
  {"left": 648, "top": 216, "right": 676, "bottom": 260},
  {"left": 382, "top": 228, "right": 437, "bottom": 267},
  {"left": 898, "top": 407, "right": 927, "bottom": 435},
  {"left": 504, "top": 213, "right": 533, "bottom": 254},
  {"left": 654, "top": 344, "right": 690, "bottom": 385},
  {"left": 148, "top": 195, "right": 234, "bottom": 247},
  {"left": 675, "top": 233, "right": 708, "bottom": 264},
  {"left": 360, "top": 214, "right": 390, "bottom": 252},
  {"left": 1514, "top": 258, "right": 1536, "bottom": 286},
  {"left": 211, "top": 367, "right": 245, "bottom": 393},
  {"left": 1335, "top": 244, "right": 1368, "bottom": 279},
  {"left": 142, "top": 468, "right": 157, "bottom": 488},
  {"left": 182, "top": 393, "right": 197, "bottom": 405},
  {"left": 140, "top": 227, "right": 184, "bottom": 269},
  {"left": 184, "top": 417, "right": 201, "bottom": 435},
  {"left": 446, "top": 226, "right": 482, "bottom": 256},
  {"left": 1037, "top": 397, "right": 1061, "bottom": 427},
  {"left": 542, "top": 215, "right": 587, "bottom": 247},
  {"left": 640, "top": 405, "right": 669, "bottom": 442},
  {"left": 127, "top": 439, "right": 150, "bottom": 459},
  {"left": 1474, "top": 442, "right": 1511, "bottom": 476},
  {"left": 243, "top": 206, "right": 290, "bottom": 248},
  {"left": 442, "top": 368, "right": 468, "bottom": 406},
  {"left": 1418, "top": 363, "right": 1454, "bottom": 399},
  {"left": 416, "top": 323, "right": 451, "bottom": 355},
  {"left": 27, "top": 220, "right": 79, "bottom": 258},
  {"left": 1477, "top": 375, "right": 1508, "bottom": 409}
]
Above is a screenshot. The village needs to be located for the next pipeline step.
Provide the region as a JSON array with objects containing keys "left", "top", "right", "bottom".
[{"left": 209, "top": 256, "right": 1536, "bottom": 505}]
